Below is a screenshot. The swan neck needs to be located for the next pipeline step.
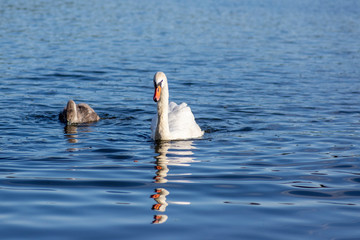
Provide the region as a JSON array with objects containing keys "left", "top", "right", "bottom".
[
  {"left": 156, "top": 85, "right": 170, "bottom": 140},
  {"left": 67, "top": 100, "right": 79, "bottom": 123}
]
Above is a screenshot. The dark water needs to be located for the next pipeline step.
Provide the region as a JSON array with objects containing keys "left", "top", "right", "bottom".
[{"left": 1, "top": 0, "right": 360, "bottom": 239}]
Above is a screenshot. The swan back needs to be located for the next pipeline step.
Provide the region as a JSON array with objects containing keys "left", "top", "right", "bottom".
[
  {"left": 151, "top": 101, "right": 204, "bottom": 140},
  {"left": 168, "top": 102, "right": 204, "bottom": 140}
]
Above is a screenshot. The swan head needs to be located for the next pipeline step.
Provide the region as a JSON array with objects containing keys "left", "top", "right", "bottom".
[
  {"left": 65, "top": 100, "right": 78, "bottom": 124},
  {"left": 153, "top": 72, "right": 167, "bottom": 102}
]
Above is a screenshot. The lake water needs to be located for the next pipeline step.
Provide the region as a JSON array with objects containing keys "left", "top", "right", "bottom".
[{"left": 1, "top": 0, "right": 360, "bottom": 239}]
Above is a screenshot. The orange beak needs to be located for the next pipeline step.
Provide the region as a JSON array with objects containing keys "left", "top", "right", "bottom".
[{"left": 153, "top": 85, "right": 161, "bottom": 102}]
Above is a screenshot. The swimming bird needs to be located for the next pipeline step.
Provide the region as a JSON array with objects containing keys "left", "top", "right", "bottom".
[
  {"left": 151, "top": 72, "right": 204, "bottom": 141},
  {"left": 59, "top": 100, "right": 100, "bottom": 125}
]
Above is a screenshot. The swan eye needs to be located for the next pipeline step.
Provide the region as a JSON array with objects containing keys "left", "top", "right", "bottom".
[{"left": 155, "top": 80, "right": 163, "bottom": 87}]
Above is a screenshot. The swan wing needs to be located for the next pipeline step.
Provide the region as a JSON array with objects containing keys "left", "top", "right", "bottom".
[
  {"left": 77, "top": 103, "right": 100, "bottom": 122},
  {"left": 168, "top": 102, "right": 203, "bottom": 140},
  {"left": 151, "top": 102, "right": 204, "bottom": 140}
]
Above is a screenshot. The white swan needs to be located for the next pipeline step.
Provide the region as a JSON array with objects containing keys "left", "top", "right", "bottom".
[{"left": 151, "top": 72, "right": 204, "bottom": 141}]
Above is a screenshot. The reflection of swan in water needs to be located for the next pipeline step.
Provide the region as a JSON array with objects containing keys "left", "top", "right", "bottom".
[
  {"left": 154, "top": 140, "right": 198, "bottom": 183},
  {"left": 151, "top": 188, "right": 169, "bottom": 224},
  {"left": 151, "top": 140, "right": 194, "bottom": 224},
  {"left": 64, "top": 125, "right": 79, "bottom": 144},
  {"left": 151, "top": 188, "right": 169, "bottom": 212},
  {"left": 152, "top": 215, "right": 168, "bottom": 224},
  {"left": 63, "top": 124, "right": 95, "bottom": 152}
]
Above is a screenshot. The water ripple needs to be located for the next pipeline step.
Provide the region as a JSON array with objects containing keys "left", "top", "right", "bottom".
[{"left": 0, "top": 0, "right": 360, "bottom": 239}]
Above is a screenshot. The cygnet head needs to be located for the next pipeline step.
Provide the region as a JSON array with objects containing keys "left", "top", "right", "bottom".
[
  {"left": 153, "top": 72, "right": 168, "bottom": 102},
  {"left": 66, "top": 100, "right": 78, "bottom": 124}
]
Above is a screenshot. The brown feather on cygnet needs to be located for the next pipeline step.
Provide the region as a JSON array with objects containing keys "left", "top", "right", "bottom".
[{"left": 59, "top": 100, "right": 100, "bottom": 125}]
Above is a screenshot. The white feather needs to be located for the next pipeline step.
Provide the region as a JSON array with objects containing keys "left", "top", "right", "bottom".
[
  {"left": 152, "top": 101, "right": 204, "bottom": 140},
  {"left": 151, "top": 72, "right": 204, "bottom": 141}
]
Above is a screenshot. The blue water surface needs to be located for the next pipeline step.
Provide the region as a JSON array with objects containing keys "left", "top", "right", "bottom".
[{"left": 1, "top": 0, "right": 360, "bottom": 239}]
